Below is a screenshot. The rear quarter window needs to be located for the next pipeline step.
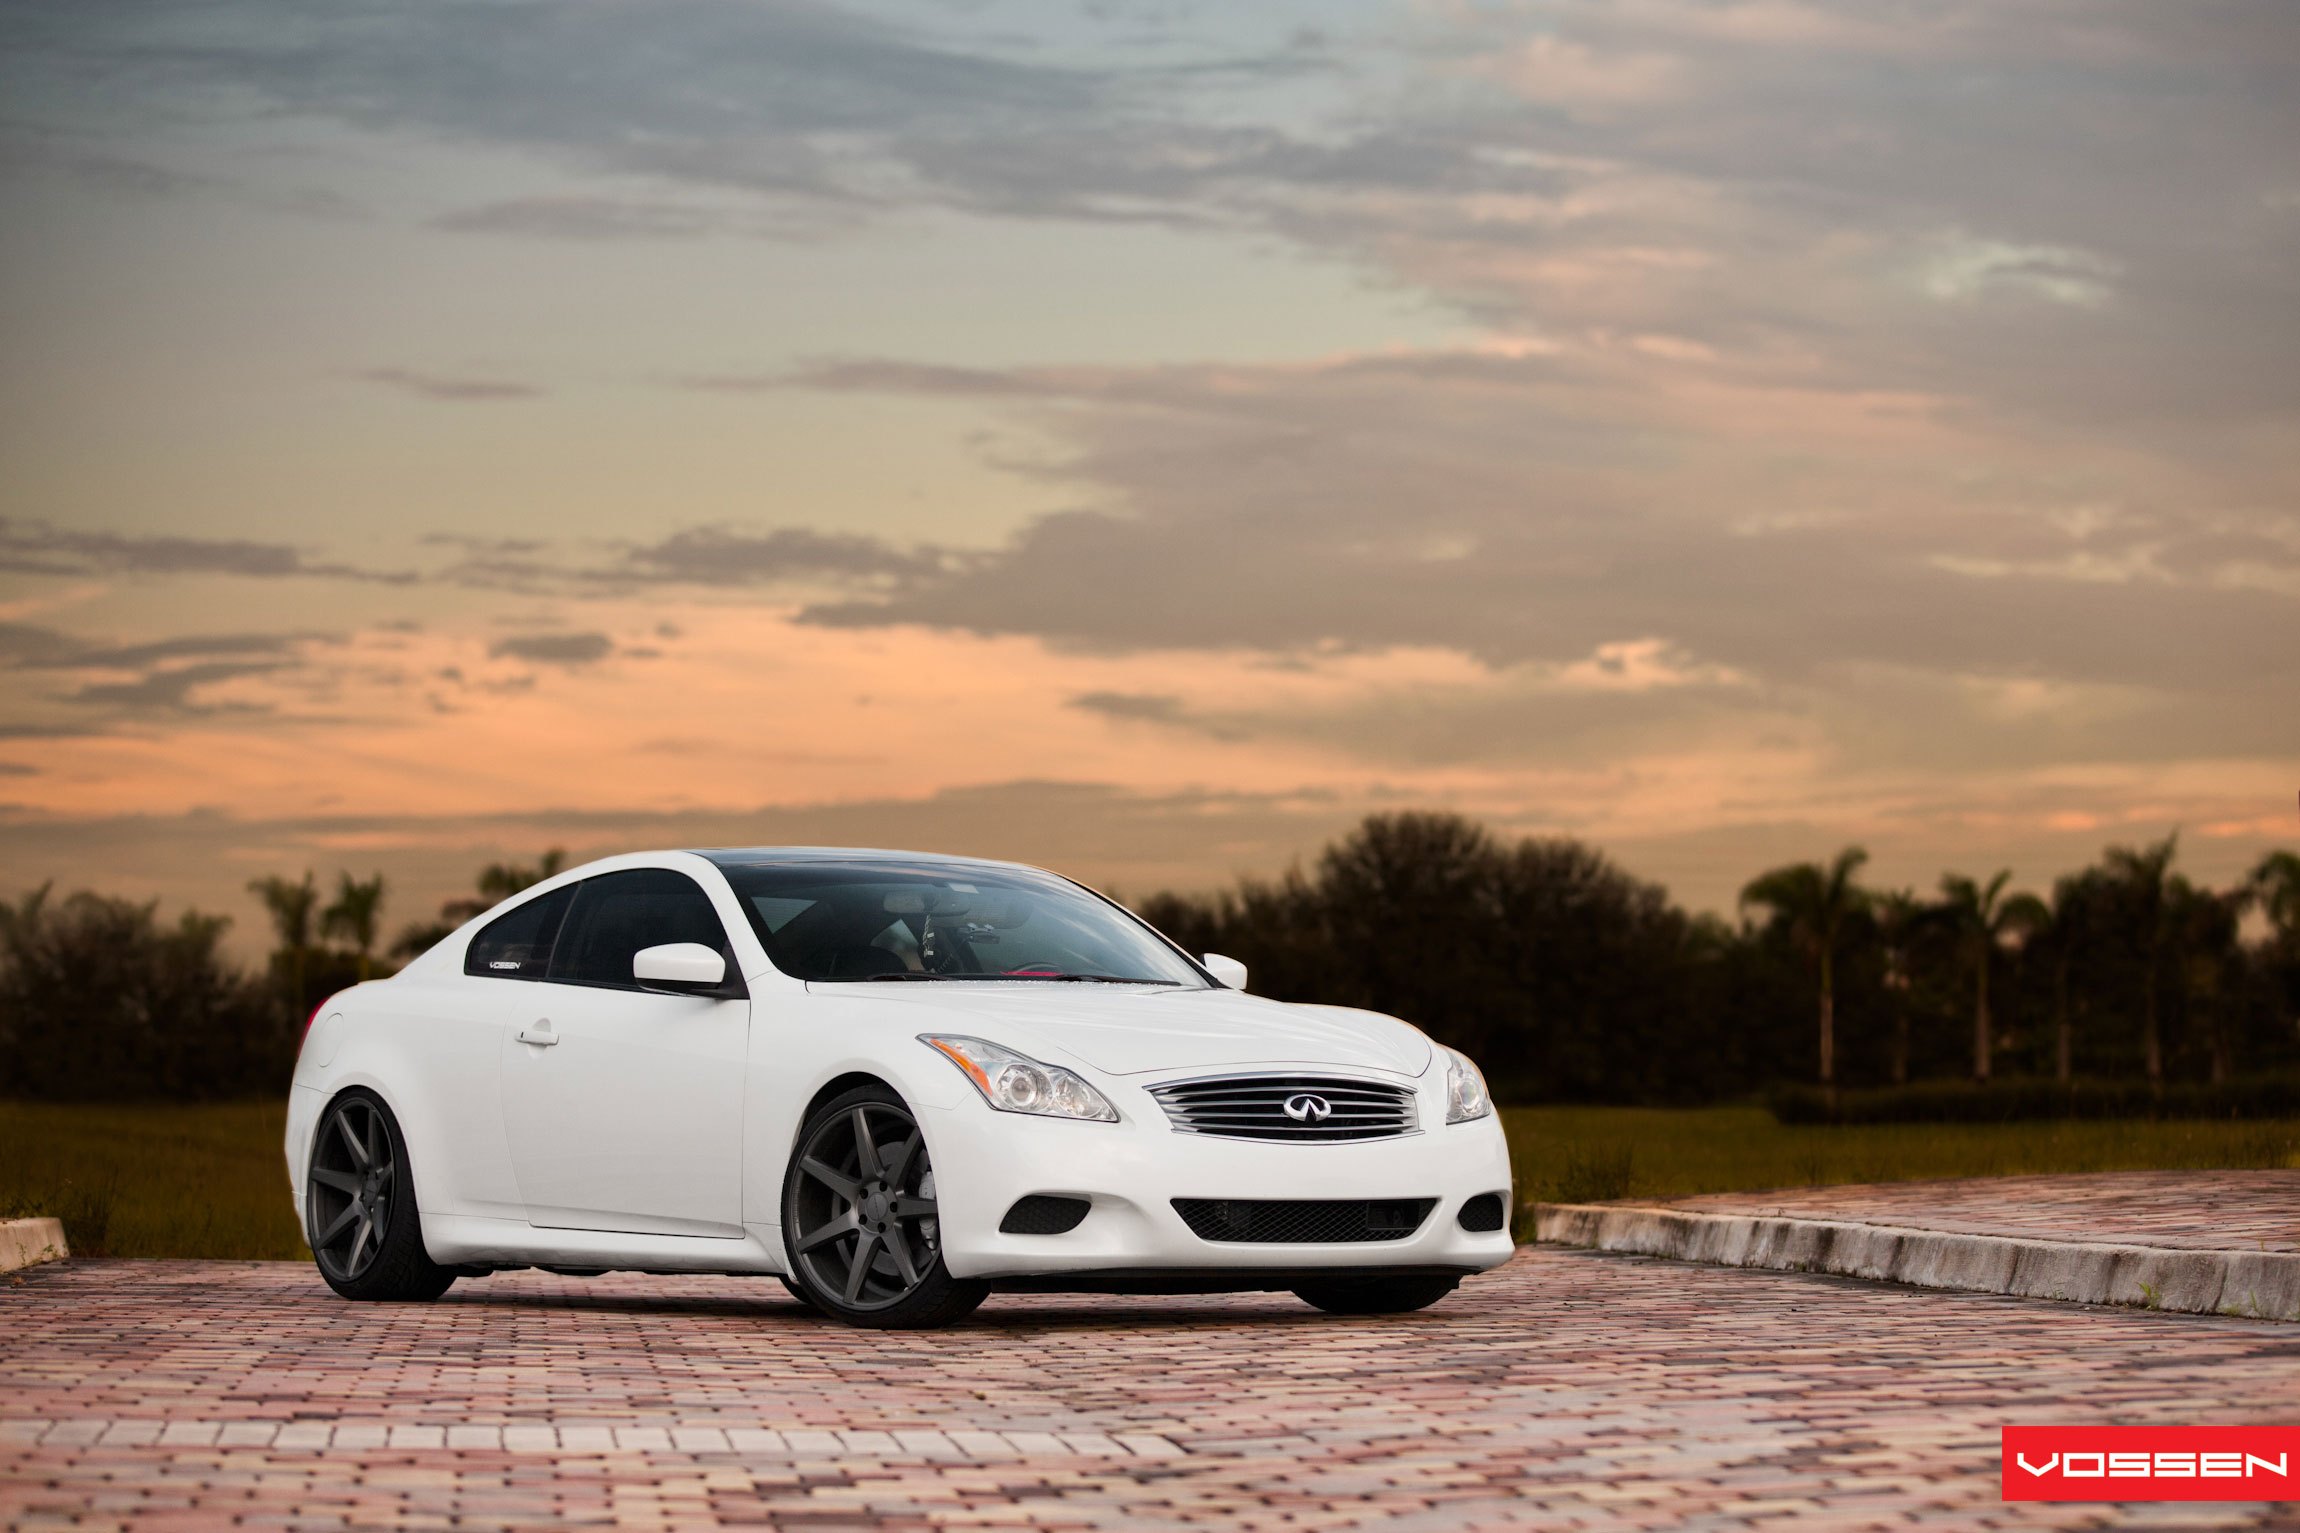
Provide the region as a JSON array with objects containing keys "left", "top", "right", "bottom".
[{"left": 464, "top": 885, "right": 575, "bottom": 979}]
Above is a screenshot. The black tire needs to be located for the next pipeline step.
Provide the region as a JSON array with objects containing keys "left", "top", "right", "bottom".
[
  {"left": 777, "top": 1276, "right": 821, "bottom": 1312},
  {"left": 307, "top": 1089, "right": 457, "bottom": 1303},
  {"left": 780, "top": 1084, "right": 988, "bottom": 1329},
  {"left": 1292, "top": 1274, "right": 1460, "bottom": 1315}
]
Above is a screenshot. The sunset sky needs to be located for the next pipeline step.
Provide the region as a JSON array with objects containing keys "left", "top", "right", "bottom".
[{"left": 2, "top": 0, "right": 2295, "bottom": 953}]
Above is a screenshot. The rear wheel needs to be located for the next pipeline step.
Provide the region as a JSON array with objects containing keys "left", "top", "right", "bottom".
[
  {"left": 781, "top": 1085, "right": 987, "bottom": 1329},
  {"left": 307, "top": 1090, "right": 456, "bottom": 1302},
  {"left": 1292, "top": 1274, "right": 1459, "bottom": 1315}
]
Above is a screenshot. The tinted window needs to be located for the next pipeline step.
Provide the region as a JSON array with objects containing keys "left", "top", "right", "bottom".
[
  {"left": 713, "top": 861, "right": 1206, "bottom": 986},
  {"left": 464, "top": 885, "right": 574, "bottom": 979},
  {"left": 548, "top": 869, "right": 733, "bottom": 989}
]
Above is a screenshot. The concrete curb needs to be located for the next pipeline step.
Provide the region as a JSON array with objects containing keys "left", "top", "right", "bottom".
[
  {"left": 1, "top": 1217, "right": 70, "bottom": 1273},
  {"left": 1533, "top": 1202, "right": 2300, "bottom": 1322}
]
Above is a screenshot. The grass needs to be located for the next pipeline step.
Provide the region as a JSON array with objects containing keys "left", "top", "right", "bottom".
[
  {"left": 3, "top": 1099, "right": 2296, "bottom": 1260},
  {"left": 0, "top": 1100, "right": 302, "bottom": 1259},
  {"left": 1504, "top": 1105, "right": 2300, "bottom": 1209}
]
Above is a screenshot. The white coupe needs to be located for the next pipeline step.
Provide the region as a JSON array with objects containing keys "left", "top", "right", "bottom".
[{"left": 286, "top": 847, "right": 1515, "bottom": 1327}]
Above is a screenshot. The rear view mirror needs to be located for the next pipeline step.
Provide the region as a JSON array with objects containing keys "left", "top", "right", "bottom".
[
  {"left": 633, "top": 942, "right": 729, "bottom": 995},
  {"left": 1202, "top": 953, "right": 1249, "bottom": 991}
]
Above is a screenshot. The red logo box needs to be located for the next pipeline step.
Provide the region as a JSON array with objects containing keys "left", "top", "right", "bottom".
[{"left": 2005, "top": 1426, "right": 2299, "bottom": 1501}]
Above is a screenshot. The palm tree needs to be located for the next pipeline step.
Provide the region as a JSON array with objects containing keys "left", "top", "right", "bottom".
[
  {"left": 1870, "top": 889, "right": 1922, "bottom": 1087},
  {"left": 2029, "top": 870, "right": 2104, "bottom": 1084},
  {"left": 2250, "top": 849, "right": 2300, "bottom": 948},
  {"left": 2171, "top": 880, "right": 2241, "bottom": 1084},
  {"left": 2103, "top": 834, "right": 2178, "bottom": 1089},
  {"left": 322, "top": 872, "right": 388, "bottom": 981},
  {"left": 1741, "top": 847, "right": 1868, "bottom": 1102},
  {"left": 0, "top": 882, "right": 54, "bottom": 954},
  {"left": 1937, "top": 869, "right": 2042, "bottom": 1084},
  {"left": 247, "top": 871, "right": 319, "bottom": 1012}
]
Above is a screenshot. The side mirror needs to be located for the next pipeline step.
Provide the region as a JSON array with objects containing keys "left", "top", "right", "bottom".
[
  {"left": 633, "top": 943, "right": 729, "bottom": 996},
  {"left": 1201, "top": 953, "right": 1249, "bottom": 991}
]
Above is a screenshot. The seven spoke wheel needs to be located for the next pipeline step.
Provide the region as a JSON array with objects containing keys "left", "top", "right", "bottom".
[
  {"left": 782, "top": 1086, "right": 986, "bottom": 1328},
  {"left": 307, "top": 1090, "right": 455, "bottom": 1302}
]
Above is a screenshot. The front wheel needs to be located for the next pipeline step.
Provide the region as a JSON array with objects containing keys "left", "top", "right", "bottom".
[
  {"left": 1293, "top": 1274, "right": 1460, "bottom": 1315},
  {"left": 781, "top": 1085, "right": 987, "bottom": 1329},
  {"left": 307, "top": 1089, "right": 456, "bottom": 1302}
]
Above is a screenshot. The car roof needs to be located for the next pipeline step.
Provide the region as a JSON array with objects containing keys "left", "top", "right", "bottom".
[{"left": 691, "top": 846, "right": 1046, "bottom": 876}]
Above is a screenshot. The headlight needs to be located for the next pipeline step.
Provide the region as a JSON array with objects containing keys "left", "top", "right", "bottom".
[
  {"left": 920, "top": 1035, "right": 1119, "bottom": 1122},
  {"left": 1443, "top": 1047, "right": 1492, "bottom": 1124}
]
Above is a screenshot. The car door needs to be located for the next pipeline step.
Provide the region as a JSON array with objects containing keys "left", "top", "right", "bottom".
[{"left": 499, "top": 867, "right": 750, "bottom": 1238}]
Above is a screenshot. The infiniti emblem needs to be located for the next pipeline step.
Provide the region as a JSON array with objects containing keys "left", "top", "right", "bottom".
[{"left": 1282, "top": 1093, "right": 1333, "bottom": 1123}]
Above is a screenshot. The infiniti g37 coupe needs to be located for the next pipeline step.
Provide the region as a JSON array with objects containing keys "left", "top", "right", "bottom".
[{"left": 285, "top": 847, "right": 1514, "bottom": 1327}]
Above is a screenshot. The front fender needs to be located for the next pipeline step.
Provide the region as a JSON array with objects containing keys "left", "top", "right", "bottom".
[{"left": 742, "top": 1019, "right": 976, "bottom": 1230}]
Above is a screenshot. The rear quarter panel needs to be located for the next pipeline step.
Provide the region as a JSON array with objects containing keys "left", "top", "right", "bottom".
[{"left": 297, "top": 974, "right": 523, "bottom": 1223}]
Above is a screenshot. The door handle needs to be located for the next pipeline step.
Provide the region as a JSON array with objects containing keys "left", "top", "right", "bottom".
[{"left": 516, "top": 1023, "right": 558, "bottom": 1047}]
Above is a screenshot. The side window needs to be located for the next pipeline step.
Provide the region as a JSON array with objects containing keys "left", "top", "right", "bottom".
[
  {"left": 548, "top": 869, "right": 733, "bottom": 989},
  {"left": 464, "top": 885, "right": 574, "bottom": 980}
]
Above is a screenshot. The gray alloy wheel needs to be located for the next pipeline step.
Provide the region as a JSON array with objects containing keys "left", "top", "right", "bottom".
[
  {"left": 781, "top": 1086, "right": 987, "bottom": 1329},
  {"left": 307, "top": 1090, "right": 456, "bottom": 1302}
]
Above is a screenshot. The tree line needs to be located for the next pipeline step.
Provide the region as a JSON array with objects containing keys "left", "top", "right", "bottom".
[
  {"left": 4, "top": 817, "right": 2295, "bottom": 1103},
  {"left": 0, "top": 852, "right": 565, "bottom": 1100},
  {"left": 1137, "top": 814, "right": 2300, "bottom": 1106}
]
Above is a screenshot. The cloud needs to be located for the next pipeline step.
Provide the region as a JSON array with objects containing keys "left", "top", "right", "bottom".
[
  {"left": 431, "top": 196, "right": 728, "bottom": 240},
  {"left": 1066, "top": 690, "right": 1249, "bottom": 742},
  {"left": 1, "top": 625, "right": 316, "bottom": 721},
  {"left": 489, "top": 632, "right": 614, "bottom": 665},
  {"left": 0, "top": 623, "right": 85, "bottom": 666},
  {"left": 782, "top": 344, "right": 2299, "bottom": 781},
  {"left": 17, "top": 0, "right": 2294, "bottom": 438},
  {"left": 355, "top": 367, "right": 544, "bottom": 402},
  {"left": 35, "top": 633, "right": 302, "bottom": 670},
  {"left": 421, "top": 524, "right": 945, "bottom": 593},
  {"left": 62, "top": 658, "right": 288, "bottom": 714},
  {"left": 1918, "top": 236, "right": 2120, "bottom": 307},
  {"left": 617, "top": 526, "right": 943, "bottom": 586},
  {"left": 0, "top": 134, "right": 207, "bottom": 199},
  {"left": 0, "top": 724, "right": 100, "bottom": 741},
  {"left": 0, "top": 518, "right": 408, "bottom": 583},
  {"left": 4, "top": 0, "right": 2295, "bottom": 902}
]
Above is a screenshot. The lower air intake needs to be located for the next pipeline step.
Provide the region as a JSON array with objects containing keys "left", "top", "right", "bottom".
[
  {"left": 1172, "top": 1197, "right": 1436, "bottom": 1244},
  {"left": 1000, "top": 1195, "right": 1090, "bottom": 1235},
  {"left": 1455, "top": 1193, "right": 1507, "bottom": 1232}
]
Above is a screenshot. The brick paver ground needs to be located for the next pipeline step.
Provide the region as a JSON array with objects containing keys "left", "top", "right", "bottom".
[
  {"left": 1657, "top": 1172, "right": 2300, "bottom": 1253},
  {"left": 4, "top": 1249, "right": 2297, "bottom": 1530}
]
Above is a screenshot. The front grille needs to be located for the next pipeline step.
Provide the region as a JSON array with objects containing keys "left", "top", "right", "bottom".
[
  {"left": 1173, "top": 1198, "right": 1437, "bottom": 1244},
  {"left": 1147, "top": 1074, "right": 1418, "bottom": 1142}
]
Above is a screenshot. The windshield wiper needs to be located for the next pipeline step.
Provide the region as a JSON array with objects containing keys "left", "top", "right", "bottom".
[
  {"left": 813, "top": 972, "right": 956, "bottom": 982},
  {"left": 813, "top": 971, "right": 1184, "bottom": 985}
]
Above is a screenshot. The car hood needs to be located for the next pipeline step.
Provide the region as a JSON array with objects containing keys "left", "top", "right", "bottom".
[{"left": 809, "top": 982, "right": 1433, "bottom": 1078}]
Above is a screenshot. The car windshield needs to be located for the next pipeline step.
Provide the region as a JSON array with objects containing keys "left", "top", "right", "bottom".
[{"left": 712, "top": 861, "right": 1207, "bottom": 986}]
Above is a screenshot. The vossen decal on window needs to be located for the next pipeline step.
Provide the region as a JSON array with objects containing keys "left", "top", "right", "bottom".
[{"left": 2004, "top": 1426, "right": 2298, "bottom": 1502}]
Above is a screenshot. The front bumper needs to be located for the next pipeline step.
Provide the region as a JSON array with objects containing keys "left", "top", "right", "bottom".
[{"left": 920, "top": 1087, "right": 1514, "bottom": 1282}]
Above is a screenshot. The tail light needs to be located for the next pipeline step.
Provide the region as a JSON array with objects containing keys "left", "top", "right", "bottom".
[{"left": 300, "top": 1000, "right": 328, "bottom": 1049}]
